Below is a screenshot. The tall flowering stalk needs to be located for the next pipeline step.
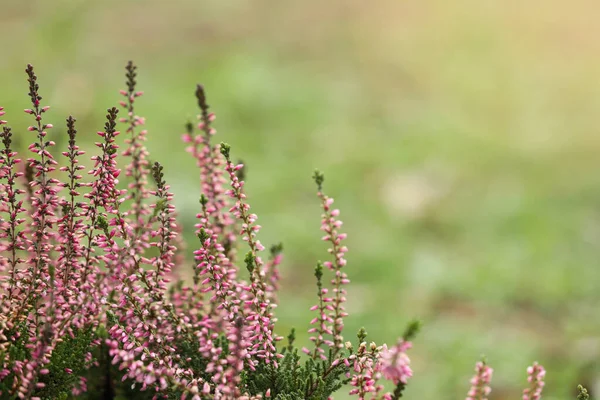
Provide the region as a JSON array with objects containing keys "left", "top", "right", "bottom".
[
  {"left": 313, "top": 170, "right": 349, "bottom": 356},
  {"left": 0, "top": 123, "right": 26, "bottom": 307},
  {"left": 146, "top": 162, "right": 176, "bottom": 290},
  {"left": 263, "top": 243, "right": 283, "bottom": 304},
  {"left": 183, "top": 85, "right": 236, "bottom": 327},
  {"left": 53, "top": 115, "right": 95, "bottom": 340},
  {"left": 183, "top": 85, "right": 233, "bottom": 249},
  {"left": 306, "top": 262, "right": 334, "bottom": 360},
  {"left": 19, "top": 65, "right": 63, "bottom": 399},
  {"left": 89, "top": 106, "right": 128, "bottom": 285},
  {"left": 119, "top": 61, "right": 153, "bottom": 254},
  {"left": 56, "top": 116, "right": 84, "bottom": 289},
  {"left": 0, "top": 119, "right": 28, "bottom": 394},
  {"left": 221, "top": 143, "right": 280, "bottom": 366},
  {"left": 19, "top": 64, "right": 60, "bottom": 326}
]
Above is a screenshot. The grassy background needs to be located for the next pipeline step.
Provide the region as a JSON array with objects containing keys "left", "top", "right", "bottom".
[{"left": 2, "top": 0, "right": 600, "bottom": 398}]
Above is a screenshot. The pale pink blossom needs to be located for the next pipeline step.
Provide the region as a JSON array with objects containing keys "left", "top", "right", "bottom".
[{"left": 465, "top": 361, "right": 493, "bottom": 400}]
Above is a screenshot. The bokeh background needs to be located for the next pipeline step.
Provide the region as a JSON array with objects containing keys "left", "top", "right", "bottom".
[{"left": 2, "top": 0, "right": 600, "bottom": 398}]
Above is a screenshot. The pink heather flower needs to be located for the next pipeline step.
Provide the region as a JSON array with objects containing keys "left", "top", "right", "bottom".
[
  {"left": 379, "top": 340, "right": 413, "bottom": 385},
  {"left": 118, "top": 61, "right": 156, "bottom": 252},
  {"left": 0, "top": 127, "right": 27, "bottom": 307},
  {"left": 188, "top": 85, "right": 233, "bottom": 243},
  {"left": 220, "top": 143, "right": 282, "bottom": 366},
  {"left": 194, "top": 231, "right": 241, "bottom": 324},
  {"left": 466, "top": 361, "right": 493, "bottom": 400},
  {"left": 86, "top": 109, "right": 122, "bottom": 210},
  {"left": 218, "top": 317, "right": 251, "bottom": 397},
  {"left": 348, "top": 342, "right": 386, "bottom": 399},
  {"left": 522, "top": 362, "right": 545, "bottom": 400},
  {"left": 55, "top": 116, "right": 85, "bottom": 291},
  {"left": 307, "top": 263, "right": 335, "bottom": 360},
  {"left": 146, "top": 162, "right": 177, "bottom": 291},
  {"left": 262, "top": 246, "right": 282, "bottom": 304},
  {"left": 310, "top": 170, "right": 350, "bottom": 357}
]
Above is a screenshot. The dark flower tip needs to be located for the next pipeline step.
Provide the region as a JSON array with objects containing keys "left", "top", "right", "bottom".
[
  {"left": 195, "top": 84, "right": 209, "bottom": 112},
  {"left": 313, "top": 169, "right": 325, "bottom": 191}
]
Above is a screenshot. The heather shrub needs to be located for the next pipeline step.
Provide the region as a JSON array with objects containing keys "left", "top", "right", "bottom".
[{"left": 0, "top": 63, "right": 588, "bottom": 399}]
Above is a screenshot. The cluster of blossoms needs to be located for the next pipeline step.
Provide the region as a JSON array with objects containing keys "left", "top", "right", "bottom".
[
  {"left": 464, "top": 360, "right": 547, "bottom": 400},
  {"left": 522, "top": 362, "right": 546, "bottom": 400},
  {"left": 0, "top": 62, "right": 581, "bottom": 400},
  {"left": 0, "top": 62, "right": 415, "bottom": 400},
  {"left": 465, "top": 361, "right": 493, "bottom": 400}
]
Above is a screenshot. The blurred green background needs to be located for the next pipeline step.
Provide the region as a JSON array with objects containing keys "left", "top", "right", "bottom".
[{"left": 2, "top": 0, "right": 600, "bottom": 398}]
